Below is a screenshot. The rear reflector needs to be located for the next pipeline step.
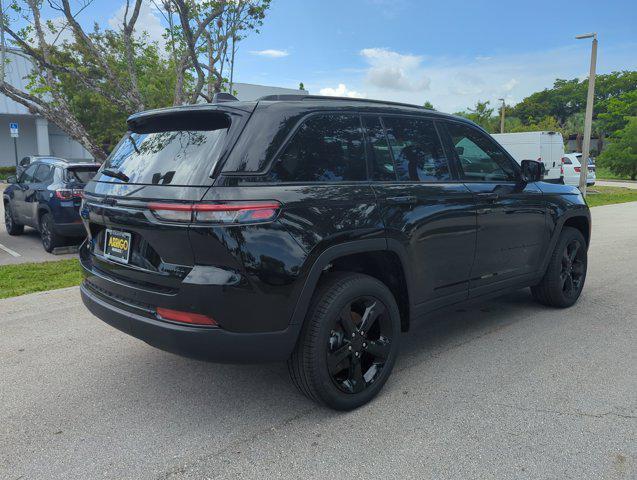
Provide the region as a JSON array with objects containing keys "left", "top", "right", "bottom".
[
  {"left": 148, "top": 201, "right": 281, "bottom": 224},
  {"left": 156, "top": 307, "right": 218, "bottom": 326}
]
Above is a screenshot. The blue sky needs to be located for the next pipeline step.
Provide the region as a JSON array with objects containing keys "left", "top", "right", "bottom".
[{"left": 42, "top": 0, "right": 637, "bottom": 112}]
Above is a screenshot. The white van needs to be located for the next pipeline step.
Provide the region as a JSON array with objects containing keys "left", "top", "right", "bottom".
[{"left": 491, "top": 132, "right": 564, "bottom": 181}]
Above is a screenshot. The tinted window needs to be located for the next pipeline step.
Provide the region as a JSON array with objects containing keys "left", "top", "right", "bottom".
[
  {"left": 33, "top": 164, "right": 53, "bottom": 183},
  {"left": 103, "top": 127, "right": 229, "bottom": 186},
  {"left": 269, "top": 114, "right": 366, "bottom": 182},
  {"left": 66, "top": 167, "right": 98, "bottom": 184},
  {"left": 382, "top": 116, "right": 450, "bottom": 182},
  {"left": 446, "top": 122, "right": 517, "bottom": 182},
  {"left": 20, "top": 164, "right": 38, "bottom": 183},
  {"left": 562, "top": 157, "right": 572, "bottom": 165},
  {"left": 362, "top": 116, "right": 395, "bottom": 181}
]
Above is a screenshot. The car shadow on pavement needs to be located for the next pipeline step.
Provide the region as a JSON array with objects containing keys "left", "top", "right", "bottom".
[{"left": 81, "top": 287, "right": 547, "bottom": 422}]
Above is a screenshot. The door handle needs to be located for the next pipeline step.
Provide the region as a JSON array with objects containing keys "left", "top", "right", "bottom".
[
  {"left": 386, "top": 195, "right": 417, "bottom": 205},
  {"left": 476, "top": 192, "right": 499, "bottom": 201}
]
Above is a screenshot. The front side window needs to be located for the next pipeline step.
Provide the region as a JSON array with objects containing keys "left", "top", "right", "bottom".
[
  {"left": 268, "top": 114, "right": 366, "bottom": 182},
  {"left": 20, "top": 164, "right": 38, "bottom": 183},
  {"left": 382, "top": 116, "right": 451, "bottom": 182},
  {"left": 446, "top": 122, "right": 518, "bottom": 182}
]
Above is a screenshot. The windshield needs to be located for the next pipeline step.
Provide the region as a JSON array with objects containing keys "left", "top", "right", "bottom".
[
  {"left": 67, "top": 167, "right": 98, "bottom": 183},
  {"left": 100, "top": 127, "right": 229, "bottom": 186}
]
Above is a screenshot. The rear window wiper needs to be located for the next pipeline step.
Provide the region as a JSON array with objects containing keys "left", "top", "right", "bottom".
[{"left": 101, "top": 168, "right": 130, "bottom": 183}]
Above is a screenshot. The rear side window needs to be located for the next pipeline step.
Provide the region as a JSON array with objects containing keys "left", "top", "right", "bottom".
[
  {"left": 268, "top": 114, "right": 366, "bottom": 182},
  {"left": 362, "top": 116, "right": 395, "bottom": 181},
  {"left": 446, "top": 122, "right": 518, "bottom": 182},
  {"left": 382, "top": 116, "right": 450, "bottom": 182},
  {"left": 33, "top": 164, "right": 54, "bottom": 183},
  {"left": 101, "top": 113, "right": 232, "bottom": 186},
  {"left": 562, "top": 157, "right": 572, "bottom": 165}
]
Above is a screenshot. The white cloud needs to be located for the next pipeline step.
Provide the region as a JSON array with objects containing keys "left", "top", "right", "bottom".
[
  {"left": 312, "top": 43, "right": 636, "bottom": 114},
  {"left": 250, "top": 49, "right": 289, "bottom": 58},
  {"left": 360, "top": 47, "right": 431, "bottom": 92},
  {"left": 319, "top": 83, "right": 365, "bottom": 98},
  {"left": 502, "top": 78, "right": 519, "bottom": 92},
  {"left": 109, "top": 1, "right": 165, "bottom": 47}
]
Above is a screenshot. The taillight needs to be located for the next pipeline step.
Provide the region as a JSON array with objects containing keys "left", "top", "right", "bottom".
[
  {"left": 55, "top": 189, "right": 83, "bottom": 200},
  {"left": 156, "top": 307, "right": 217, "bottom": 326},
  {"left": 574, "top": 167, "right": 581, "bottom": 173},
  {"left": 148, "top": 201, "right": 281, "bottom": 224}
]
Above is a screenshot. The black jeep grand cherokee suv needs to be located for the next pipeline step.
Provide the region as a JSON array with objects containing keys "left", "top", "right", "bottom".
[{"left": 80, "top": 95, "right": 590, "bottom": 410}]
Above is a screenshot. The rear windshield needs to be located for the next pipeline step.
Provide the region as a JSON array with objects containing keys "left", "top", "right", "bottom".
[
  {"left": 66, "top": 167, "right": 98, "bottom": 183},
  {"left": 100, "top": 112, "right": 233, "bottom": 186}
]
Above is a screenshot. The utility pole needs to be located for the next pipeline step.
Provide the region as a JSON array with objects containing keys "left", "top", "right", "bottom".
[
  {"left": 576, "top": 32, "right": 598, "bottom": 196},
  {"left": 499, "top": 98, "right": 505, "bottom": 133}
]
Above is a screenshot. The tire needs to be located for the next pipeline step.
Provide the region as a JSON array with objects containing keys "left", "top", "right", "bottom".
[
  {"left": 531, "top": 226, "right": 587, "bottom": 308},
  {"left": 288, "top": 272, "right": 401, "bottom": 410},
  {"left": 4, "top": 203, "right": 24, "bottom": 235},
  {"left": 40, "top": 213, "right": 63, "bottom": 253}
]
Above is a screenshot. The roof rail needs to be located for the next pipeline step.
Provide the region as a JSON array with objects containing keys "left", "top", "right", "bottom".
[{"left": 257, "top": 94, "right": 428, "bottom": 110}]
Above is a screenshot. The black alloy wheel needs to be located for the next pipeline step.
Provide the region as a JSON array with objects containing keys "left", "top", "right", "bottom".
[
  {"left": 4, "top": 204, "right": 24, "bottom": 235},
  {"left": 40, "top": 213, "right": 61, "bottom": 253},
  {"left": 532, "top": 226, "right": 587, "bottom": 308},
  {"left": 327, "top": 296, "right": 393, "bottom": 394},
  {"left": 288, "top": 272, "right": 401, "bottom": 410},
  {"left": 560, "top": 238, "right": 585, "bottom": 299}
]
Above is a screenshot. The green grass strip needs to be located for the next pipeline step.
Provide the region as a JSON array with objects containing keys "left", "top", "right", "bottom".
[
  {"left": 0, "top": 259, "right": 82, "bottom": 299},
  {"left": 587, "top": 186, "right": 637, "bottom": 207}
]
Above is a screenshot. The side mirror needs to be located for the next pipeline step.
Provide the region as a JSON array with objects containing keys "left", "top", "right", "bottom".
[
  {"left": 6, "top": 175, "right": 17, "bottom": 184},
  {"left": 520, "top": 159, "right": 545, "bottom": 182}
]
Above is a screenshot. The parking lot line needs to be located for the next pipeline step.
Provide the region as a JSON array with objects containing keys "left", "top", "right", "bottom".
[{"left": 0, "top": 242, "right": 21, "bottom": 257}]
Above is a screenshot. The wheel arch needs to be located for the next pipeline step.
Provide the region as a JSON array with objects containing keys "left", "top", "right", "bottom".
[
  {"left": 539, "top": 209, "right": 591, "bottom": 277},
  {"left": 37, "top": 204, "right": 52, "bottom": 226},
  {"left": 290, "top": 239, "right": 414, "bottom": 332}
]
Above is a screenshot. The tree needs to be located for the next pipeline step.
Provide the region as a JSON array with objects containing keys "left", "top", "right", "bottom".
[
  {"left": 455, "top": 101, "right": 498, "bottom": 132},
  {"left": 299, "top": 82, "right": 305, "bottom": 91},
  {"left": 510, "top": 71, "right": 637, "bottom": 128},
  {"left": 597, "top": 117, "right": 637, "bottom": 180},
  {"left": 166, "top": 0, "right": 270, "bottom": 104},
  {"left": 423, "top": 100, "right": 435, "bottom": 110},
  {"left": 0, "top": 0, "right": 270, "bottom": 158}
]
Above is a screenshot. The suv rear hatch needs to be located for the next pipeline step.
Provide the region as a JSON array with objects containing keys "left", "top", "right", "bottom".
[{"left": 81, "top": 104, "right": 253, "bottom": 303}]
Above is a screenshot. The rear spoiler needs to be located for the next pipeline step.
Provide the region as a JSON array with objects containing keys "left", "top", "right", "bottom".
[{"left": 542, "top": 177, "right": 564, "bottom": 184}]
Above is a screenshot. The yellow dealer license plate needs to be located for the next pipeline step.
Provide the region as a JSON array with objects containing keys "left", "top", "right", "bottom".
[{"left": 104, "top": 229, "right": 132, "bottom": 264}]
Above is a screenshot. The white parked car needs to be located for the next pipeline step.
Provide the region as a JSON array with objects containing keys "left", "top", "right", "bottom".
[{"left": 561, "top": 153, "right": 596, "bottom": 186}]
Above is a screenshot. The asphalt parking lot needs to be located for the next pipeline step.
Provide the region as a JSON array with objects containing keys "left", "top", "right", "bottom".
[
  {"left": 0, "top": 185, "right": 79, "bottom": 265},
  {"left": 1, "top": 201, "right": 635, "bottom": 480}
]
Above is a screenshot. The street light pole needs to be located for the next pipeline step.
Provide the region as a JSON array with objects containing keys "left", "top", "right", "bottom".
[
  {"left": 576, "top": 32, "right": 598, "bottom": 196},
  {"left": 498, "top": 98, "right": 505, "bottom": 133},
  {"left": 1, "top": 0, "right": 6, "bottom": 85}
]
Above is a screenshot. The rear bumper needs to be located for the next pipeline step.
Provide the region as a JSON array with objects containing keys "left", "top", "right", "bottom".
[
  {"left": 80, "top": 282, "right": 301, "bottom": 363},
  {"left": 55, "top": 222, "right": 86, "bottom": 237}
]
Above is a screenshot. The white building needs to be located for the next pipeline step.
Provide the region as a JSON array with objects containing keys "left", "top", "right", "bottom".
[
  {"left": 1, "top": 49, "right": 307, "bottom": 167},
  {"left": 1, "top": 50, "right": 93, "bottom": 167},
  {"left": 231, "top": 82, "right": 308, "bottom": 101}
]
